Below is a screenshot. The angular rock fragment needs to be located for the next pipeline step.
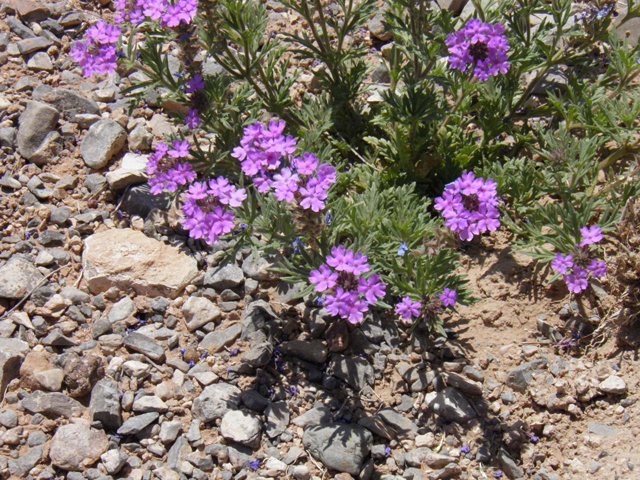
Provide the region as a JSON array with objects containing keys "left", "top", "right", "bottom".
[{"left": 83, "top": 229, "right": 198, "bottom": 298}]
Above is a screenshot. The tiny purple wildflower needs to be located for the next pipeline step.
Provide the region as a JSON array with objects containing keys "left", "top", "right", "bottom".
[
  {"left": 587, "top": 259, "right": 607, "bottom": 279},
  {"left": 439, "top": 288, "right": 457, "bottom": 307},
  {"left": 396, "top": 297, "right": 422, "bottom": 321},
  {"left": 551, "top": 254, "right": 574, "bottom": 275},
  {"left": 461, "top": 444, "right": 471, "bottom": 454},
  {"left": 579, "top": 225, "right": 603, "bottom": 247}
]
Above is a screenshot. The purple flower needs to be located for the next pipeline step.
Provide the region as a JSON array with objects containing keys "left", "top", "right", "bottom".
[
  {"left": 494, "top": 472, "right": 503, "bottom": 478},
  {"left": 309, "top": 265, "right": 339, "bottom": 293},
  {"left": 248, "top": 460, "right": 260, "bottom": 471},
  {"left": 551, "top": 254, "right": 574, "bottom": 275},
  {"left": 398, "top": 243, "right": 409, "bottom": 256},
  {"left": 71, "top": 22, "right": 121, "bottom": 77},
  {"left": 396, "top": 297, "right": 422, "bottom": 321},
  {"left": 530, "top": 436, "right": 539, "bottom": 443},
  {"left": 461, "top": 444, "right": 471, "bottom": 454},
  {"left": 168, "top": 140, "right": 191, "bottom": 158},
  {"left": 385, "top": 446, "right": 392, "bottom": 457},
  {"left": 579, "top": 225, "right": 603, "bottom": 246},
  {"left": 446, "top": 19, "right": 511, "bottom": 81},
  {"left": 439, "top": 288, "right": 457, "bottom": 307},
  {"left": 326, "top": 245, "right": 355, "bottom": 273},
  {"left": 187, "top": 74, "right": 205, "bottom": 93},
  {"left": 185, "top": 109, "right": 202, "bottom": 129},
  {"left": 435, "top": 172, "right": 500, "bottom": 241},
  {"left": 565, "top": 266, "right": 589, "bottom": 294},
  {"left": 587, "top": 259, "right": 607, "bottom": 279},
  {"left": 312, "top": 247, "right": 385, "bottom": 325},
  {"left": 357, "top": 274, "right": 386, "bottom": 304}
]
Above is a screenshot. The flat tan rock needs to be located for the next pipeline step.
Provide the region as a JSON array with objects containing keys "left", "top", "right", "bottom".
[
  {"left": 50, "top": 424, "right": 108, "bottom": 471},
  {"left": 83, "top": 229, "right": 198, "bottom": 298}
]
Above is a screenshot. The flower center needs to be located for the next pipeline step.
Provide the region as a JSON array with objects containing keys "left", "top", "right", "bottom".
[
  {"left": 462, "top": 194, "right": 481, "bottom": 212},
  {"left": 469, "top": 42, "right": 489, "bottom": 62}
]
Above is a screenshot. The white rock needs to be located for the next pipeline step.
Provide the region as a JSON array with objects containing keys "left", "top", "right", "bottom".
[
  {"left": 598, "top": 376, "right": 627, "bottom": 395},
  {"left": 219, "top": 410, "right": 262, "bottom": 447},
  {"left": 101, "top": 448, "right": 128, "bottom": 474},
  {"left": 133, "top": 395, "right": 168, "bottom": 413},
  {"left": 122, "top": 360, "right": 151, "bottom": 379},
  {"left": 106, "top": 153, "right": 149, "bottom": 190}
]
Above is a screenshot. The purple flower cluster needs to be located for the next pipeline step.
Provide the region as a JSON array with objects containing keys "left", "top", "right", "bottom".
[
  {"left": 551, "top": 225, "right": 607, "bottom": 294},
  {"left": 309, "top": 246, "right": 386, "bottom": 324},
  {"left": 71, "top": 21, "right": 121, "bottom": 77},
  {"left": 146, "top": 141, "right": 197, "bottom": 195},
  {"left": 182, "top": 177, "right": 247, "bottom": 244},
  {"left": 231, "top": 121, "right": 337, "bottom": 212},
  {"left": 395, "top": 288, "right": 457, "bottom": 322},
  {"left": 114, "top": 0, "right": 198, "bottom": 27},
  {"left": 446, "top": 19, "right": 510, "bottom": 81},
  {"left": 434, "top": 172, "right": 501, "bottom": 241}
]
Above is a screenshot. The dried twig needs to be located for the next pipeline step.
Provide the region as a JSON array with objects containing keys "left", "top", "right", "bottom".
[{"left": 0, "top": 266, "right": 63, "bottom": 321}]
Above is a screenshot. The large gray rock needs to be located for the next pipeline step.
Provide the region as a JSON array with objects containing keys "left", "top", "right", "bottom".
[
  {"left": 8, "top": 446, "right": 44, "bottom": 477},
  {"left": 219, "top": 410, "right": 262, "bottom": 447},
  {"left": 241, "top": 253, "right": 279, "bottom": 281},
  {"left": 242, "top": 341, "right": 273, "bottom": 367},
  {"left": 0, "top": 338, "right": 29, "bottom": 395},
  {"left": 123, "top": 332, "right": 165, "bottom": 362},
  {"left": 265, "top": 401, "right": 289, "bottom": 438},
  {"left": 425, "top": 387, "right": 476, "bottom": 422},
  {"left": 183, "top": 296, "right": 222, "bottom": 332},
  {"left": 90, "top": 379, "right": 121, "bottom": 430},
  {"left": 17, "top": 101, "right": 59, "bottom": 162},
  {"left": 43, "top": 88, "right": 100, "bottom": 122},
  {"left": 50, "top": 424, "right": 109, "bottom": 471},
  {"left": 293, "top": 405, "right": 332, "bottom": 428},
  {"left": 117, "top": 412, "right": 159, "bottom": 435},
  {"left": 80, "top": 119, "right": 127, "bottom": 169},
  {"left": 280, "top": 340, "right": 328, "bottom": 364},
  {"left": 303, "top": 423, "right": 373, "bottom": 475},
  {"left": 192, "top": 383, "right": 241, "bottom": 422},
  {"left": 21, "top": 391, "right": 86, "bottom": 418},
  {"left": 506, "top": 359, "right": 548, "bottom": 392},
  {"left": 83, "top": 229, "right": 198, "bottom": 299},
  {"left": 200, "top": 323, "right": 242, "bottom": 352},
  {"left": 327, "top": 354, "right": 374, "bottom": 390},
  {"left": 204, "top": 263, "right": 245, "bottom": 290}
]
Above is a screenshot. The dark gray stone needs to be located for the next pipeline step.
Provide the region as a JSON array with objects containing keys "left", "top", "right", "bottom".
[
  {"left": 117, "top": 412, "right": 159, "bottom": 436},
  {"left": 280, "top": 340, "right": 328, "bottom": 364},
  {"left": 8, "top": 446, "right": 43, "bottom": 477},
  {"left": 6, "top": 17, "right": 36, "bottom": 39},
  {"left": 242, "top": 341, "right": 273, "bottom": 367},
  {"left": 265, "top": 401, "right": 289, "bottom": 438},
  {"left": 121, "top": 184, "right": 171, "bottom": 218},
  {"left": 200, "top": 323, "right": 242, "bottom": 352},
  {"left": 43, "top": 88, "right": 100, "bottom": 122},
  {"left": 0, "top": 339, "right": 29, "bottom": 396},
  {"left": 506, "top": 359, "right": 548, "bottom": 392},
  {"left": 21, "top": 391, "right": 85, "bottom": 418},
  {"left": 81, "top": 119, "right": 127, "bottom": 169},
  {"left": 497, "top": 449, "right": 524, "bottom": 479},
  {"left": 123, "top": 332, "right": 165, "bottom": 362},
  {"left": 17, "top": 101, "right": 59, "bottom": 162},
  {"left": 303, "top": 423, "right": 373, "bottom": 475},
  {"left": 16, "top": 37, "right": 53, "bottom": 54},
  {"left": 327, "top": 354, "right": 374, "bottom": 390},
  {"left": 204, "top": 263, "right": 244, "bottom": 290},
  {"left": 292, "top": 405, "right": 333, "bottom": 428},
  {"left": 90, "top": 379, "right": 122, "bottom": 430},
  {"left": 240, "top": 390, "right": 271, "bottom": 413}
]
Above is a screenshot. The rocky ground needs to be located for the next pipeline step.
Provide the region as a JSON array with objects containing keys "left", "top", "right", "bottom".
[{"left": 0, "top": 0, "right": 639, "bottom": 479}]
